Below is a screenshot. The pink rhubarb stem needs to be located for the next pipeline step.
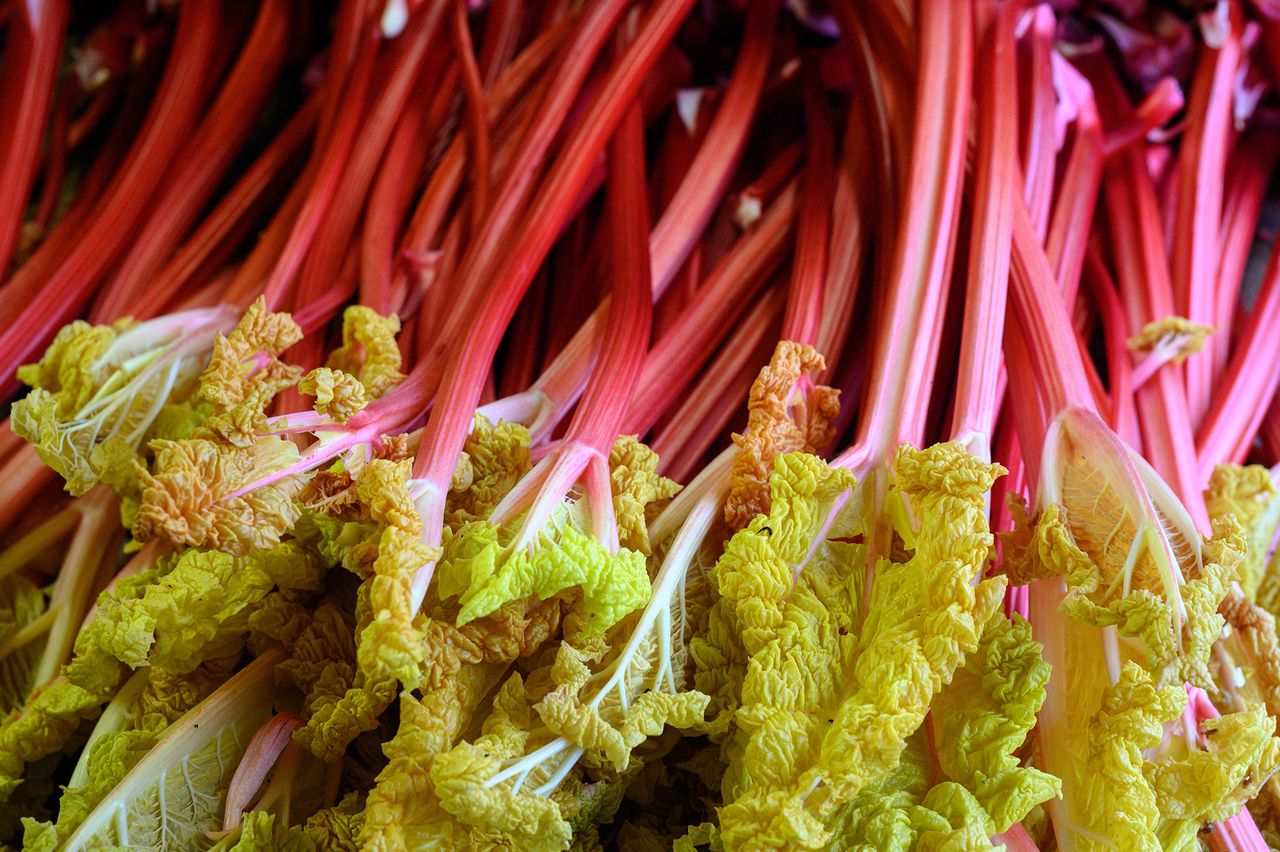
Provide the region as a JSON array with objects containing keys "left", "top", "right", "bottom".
[
  {"left": 410, "top": 0, "right": 698, "bottom": 604},
  {"left": 0, "top": 0, "right": 67, "bottom": 277},
  {"left": 779, "top": 66, "right": 834, "bottom": 347},
  {"left": 563, "top": 98, "right": 653, "bottom": 454},
  {"left": 1018, "top": 4, "right": 1056, "bottom": 238},
  {"left": 1196, "top": 228, "right": 1280, "bottom": 474},
  {"left": 950, "top": 0, "right": 1018, "bottom": 451},
  {"left": 1209, "top": 129, "right": 1278, "bottom": 386},
  {"left": 93, "top": 0, "right": 292, "bottom": 321},
  {"left": 1171, "top": 0, "right": 1243, "bottom": 426},
  {"left": 0, "top": 0, "right": 221, "bottom": 399},
  {"left": 837, "top": 0, "right": 973, "bottom": 471}
]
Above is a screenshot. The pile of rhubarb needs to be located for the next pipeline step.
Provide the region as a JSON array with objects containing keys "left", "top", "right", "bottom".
[{"left": 5, "top": 0, "right": 1280, "bottom": 849}]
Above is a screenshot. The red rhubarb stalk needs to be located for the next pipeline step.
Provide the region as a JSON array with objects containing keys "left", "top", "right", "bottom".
[
  {"left": 409, "top": 0, "right": 697, "bottom": 609},
  {"left": 1170, "top": 0, "right": 1243, "bottom": 426},
  {"left": 653, "top": 290, "right": 783, "bottom": 483},
  {"left": 0, "top": 0, "right": 68, "bottom": 276},
  {"left": 0, "top": 0, "right": 222, "bottom": 399},
  {"left": 1018, "top": 4, "right": 1056, "bottom": 237},
  {"left": 836, "top": 0, "right": 972, "bottom": 473},
  {"left": 452, "top": 0, "right": 492, "bottom": 233},
  {"left": 949, "top": 0, "right": 1018, "bottom": 455},
  {"left": 94, "top": 0, "right": 293, "bottom": 321},
  {"left": 778, "top": 69, "right": 833, "bottom": 347},
  {"left": 1209, "top": 129, "right": 1278, "bottom": 387},
  {"left": 489, "top": 98, "right": 653, "bottom": 551},
  {"left": 1195, "top": 229, "right": 1280, "bottom": 474}
]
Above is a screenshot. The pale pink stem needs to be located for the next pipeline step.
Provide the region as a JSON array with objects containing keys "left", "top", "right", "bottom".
[{"left": 221, "top": 711, "right": 305, "bottom": 831}]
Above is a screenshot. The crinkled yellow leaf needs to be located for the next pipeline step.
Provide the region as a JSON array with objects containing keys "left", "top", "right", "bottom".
[
  {"left": 430, "top": 742, "right": 573, "bottom": 852},
  {"left": 445, "top": 416, "right": 532, "bottom": 529},
  {"left": 1127, "top": 316, "right": 1215, "bottom": 363},
  {"left": 609, "top": 436, "right": 680, "bottom": 555},
  {"left": 1205, "top": 464, "right": 1280, "bottom": 600},
  {"left": 534, "top": 643, "right": 709, "bottom": 771},
  {"left": 229, "top": 792, "right": 366, "bottom": 850},
  {"left": 196, "top": 297, "right": 302, "bottom": 411},
  {"left": 294, "top": 460, "right": 432, "bottom": 762},
  {"left": 1150, "top": 704, "right": 1280, "bottom": 827},
  {"left": 928, "top": 612, "right": 1061, "bottom": 833},
  {"left": 703, "top": 445, "right": 1007, "bottom": 850},
  {"left": 1221, "top": 589, "right": 1280, "bottom": 726},
  {"left": 725, "top": 341, "right": 839, "bottom": 530},
  {"left": 300, "top": 367, "right": 369, "bottom": 424},
  {"left": 0, "top": 564, "right": 159, "bottom": 797},
  {"left": 360, "top": 688, "right": 491, "bottom": 851},
  {"left": 15, "top": 319, "right": 124, "bottom": 411},
  {"left": 448, "top": 520, "right": 650, "bottom": 639},
  {"left": 132, "top": 655, "right": 239, "bottom": 733},
  {"left": 0, "top": 575, "right": 46, "bottom": 716},
  {"left": 102, "top": 548, "right": 274, "bottom": 672},
  {"left": 132, "top": 436, "right": 304, "bottom": 555},
  {"left": 325, "top": 305, "right": 405, "bottom": 398},
  {"left": 21, "top": 729, "right": 156, "bottom": 850},
  {"left": 1011, "top": 505, "right": 1239, "bottom": 689},
  {"left": 11, "top": 320, "right": 134, "bottom": 495}
]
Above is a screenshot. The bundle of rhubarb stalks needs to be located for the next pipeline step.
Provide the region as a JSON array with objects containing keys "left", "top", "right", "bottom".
[{"left": 8, "top": 0, "right": 1280, "bottom": 849}]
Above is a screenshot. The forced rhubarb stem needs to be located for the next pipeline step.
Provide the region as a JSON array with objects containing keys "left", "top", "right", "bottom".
[
  {"left": 289, "top": 5, "right": 450, "bottom": 315},
  {"left": 411, "top": 0, "right": 698, "bottom": 528},
  {"left": 1101, "top": 151, "right": 1209, "bottom": 526},
  {"left": 993, "top": 822, "right": 1041, "bottom": 852},
  {"left": 0, "top": 0, "right": 68, "bottom": 277},
  {"left": 359, "top": 79, "right": 430, "bottom": 312},
  {"left": 1018, "top": 4, "right": 1056, "bottom": 238},
  {"left": 949, "top": 0, "right": 1018, "bottom": 453},
  {"left": 490, "top": 98, "right": 655, "bottom": 554},
  {"left": 387, "top": 17, "right": 571, "bottom": 313},
  {"left": 650, "top": 90, "right": 711, "bottom": 339},
  {"left": 1196, "top": 229, "right": 1280, "bottom": 474},
  {"left": 0, "top": 445, "right": 58, "bottom": 534},
  {"left": 438, "top": 0, "right": 635, "bottom": 318},
  {"left": 649, "top": 0, "right": 777, "bottom": 294},
  {"left": 134, "top": 96, "right": 318, "bottom": 321},
  {"left": 1082, "top": 247, "right": 1139, "bottom": 445},
  {"left": 478, "top": 0, "right": 523, "bottom": 86},
  {"left": 497, "top": 272, "right": 548, "bottom": 399},
  {"left": 452, "top": 0, "right": 492, "bottom": 234},
  {"left": 624, "top": 186, "right": 796, "bottom": 439},
  {"left": 415, "top": 19, "right": 697, "bottom": 351},
  {"left": 1263, "top": 395, "right": 1280, "bottom": 466},
  {"left": 778, "top": 68, "right": 833, "bottom": 347},
  {"left": 93, "top": 0, "right": 291, "bottom": 322},
  {"left": 1210, "top": 130, "right": 1277, "bottom": 385},
  {"left": 1044, "top": 60, "right": 1104, "bottom": 305},
  {"left": 814, "top": 56, "right": 873, "bottom": 381},
  {"left": 1085, "top": 54, "right": 1207, "bottom": 522},
  {"left": 30, "top": 76, "right": 72, "bottom": 239},
  {"left": 464, "top": 0, "right": 776, "bottom": 441},
  {"left": 259, "top": 22, "right": 378, "bottom": 310},
  {"left": 0, "top": 0, "right": 221, "bottom": 399},
  {"left": 1102, "top": 77, "right": 1184, "bottom": 156},
  {"left": 1009, "top": 199, "right": 1095, "bottom": 422},
  {"left": 832, "top": 0, "right": 903, "bottom": 242},
  {"left": 319, "top": 0, "right": 372, "bottom": 146},
  {"left": 1171, "top": 0, "right": 1243, "bottom": 426},
  {"left": 840, "top": 0, "right": 972, "bottom": 470},
  {"left": 221, "top": 712, "right": 306, "bottom": 831},
  {"left": 564, "top": 99, "right": 653, "bottom": 453}
]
